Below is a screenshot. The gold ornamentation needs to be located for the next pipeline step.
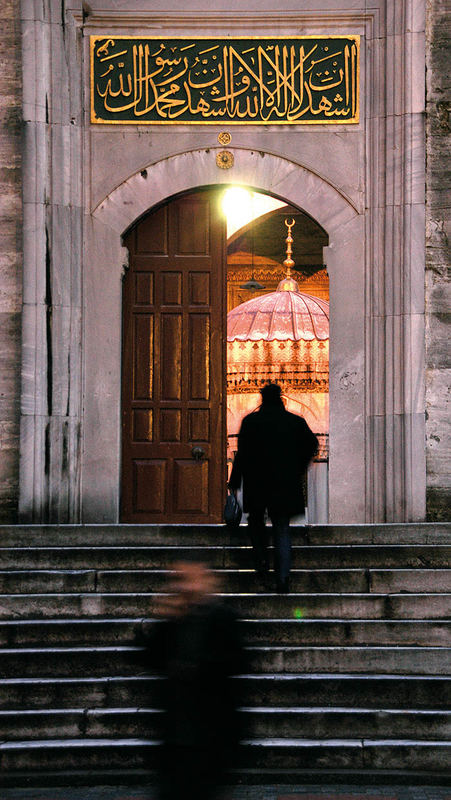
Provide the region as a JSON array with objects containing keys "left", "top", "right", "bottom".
[
  {"left": 277, "top": 218, "right": 300, "bottom": 292},
  {"left": 216, "top": 150, "right": 234, "bottom": 169},
  {"left": 228, "top": 268, "right": 287, "bottom": 282},
  {"left": 226, "top": 375, "right": 329, "bottom": 395},
  {"left": 90, "top": 36, "right": 360, "bottom": 125},
  {"left": 284, "top": 218, "right": 296, "bottom": 275},
  {"left": 218, "top": 132, "right": 231, "bottom": 145},
  {"left": 228, "top": 267, "right": 326, "bottom": 282}
]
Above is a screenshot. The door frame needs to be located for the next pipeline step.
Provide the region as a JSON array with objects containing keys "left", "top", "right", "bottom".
[{"left": 77, "top": 146, "right": 424, "bottom": 523}]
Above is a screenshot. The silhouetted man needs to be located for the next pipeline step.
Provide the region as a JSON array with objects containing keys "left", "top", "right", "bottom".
[{"left": 229, "top": 383, "right": 318, "bottom": 592}]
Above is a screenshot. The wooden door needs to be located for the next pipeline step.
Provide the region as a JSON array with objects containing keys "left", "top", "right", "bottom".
[{"left": 121, "top": 189, "right": 227, "bottom": 523}]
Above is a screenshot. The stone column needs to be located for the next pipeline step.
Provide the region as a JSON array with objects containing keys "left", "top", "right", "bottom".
[
  {"left": 0, "top": 0, "right": 22, "bottom": 522},
  {"left": 366, "top": 3, "right": 427, "bottom": 522},
  {"left": 19, "top": 0, "right": 83, "bottom": 521},
  {"left": 324, "top": 215, "right": 366, "bottom": 523},
  {"left": 425, "top": 0, "right": 451, "bottom": 520}
]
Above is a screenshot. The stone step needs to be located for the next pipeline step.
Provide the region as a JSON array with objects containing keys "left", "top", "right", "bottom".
[
  {"left": 0, "top": 525, "right": 239, "bottom": 548},
  {"left": 2, "top": 617, "right": 450, "bottom": 648},
  {"left": 1, "top": 644, "right": 450, "bottom": 678},
  {"left": 1, "top": 568, "right": 451, "bottom": 595},
  {"left": 1, "top": 523, "right": 450, "bottom": 547},
  {"left": 228, "top": 592, "right": 451, "bottom": 620},
  {"left": 1, "top": 592, "right": 450, "bottom": 619},
  {"left": 0, "top": 737, "right": 450, "bottom": 772},
  {"left": 0, "top": 618, "right": 144, "bottom": 647},
  {"left": 241, "top": 619, "right": 451, "bottom": 647},
  {"left": 1, "top": 544, "right": 450, "bottom": 570},
  {"left": 0, "top": 708, "right": 164, "bottom": 740},
  {"left": 0, "top": 646, "right": 145, "bottom": 678},
  {"left": 242, "top": 707, "right": 451, "bottom": 740},
  {"left": 2, "top": 674, "right": 450, "bottom": 710},
  {"left": 2, "top": 707, "right": 451, "bottom": 741},
  {"left": 242, "top": 674, "right": 451, "bottom": 710},
  {"left": 242, "top": 738, "right": 451, "bottom": 771},
  {"left": 245, "top": 646, "right": 451, "bottom": 675},
  {"left": 0, "top": 676, "right": 159, "bottom": 710}
]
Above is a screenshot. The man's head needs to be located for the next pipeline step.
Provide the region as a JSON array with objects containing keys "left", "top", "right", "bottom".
[
  {"left": 168, "top": 560, "right": 219, "bottom": 609},
  {"left": 260, "top": 382, "right": 283, "bottom": 407}
]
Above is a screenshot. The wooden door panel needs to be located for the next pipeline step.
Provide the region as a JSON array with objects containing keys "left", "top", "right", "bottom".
[
  {"left": 161, "top": 272, "right": 182, "bottom": 305},
  {"left": 121, "top": 189, "right": 226, "bottom": 523},
  {"left": 136, "top": 206, "right": 168, "bottom": 254},
  {"left": 160, "top": 409, "right": 181, "bottom": 442},
  {"left": 173, "top": 460, "right": 209, "bottom": 514},
  {"left": 189, "top": 272, "right": 210, "bottom": 305},
  {"left": 133, "top": 316, "right": 154, "bottom": 401},
  {"left": 135, "top": 273, "right": 154, "bottom": 304},
  {"left": 160, "top": 315, "right": 182, "bottom": 400},
  {"left": 188, "top": 409, "right": 209, "bottom": 441},
  {"left": 189, "top": 315, "right": 210, "bottom": 400},
  {"left": 174, "top": 198, "right": 209, "bottom": 255},
  {"left": 133, "top": 409, "right": 153, "bottom": 442},
  {"left": 134, "top": 460, "right": 166, "bottom": 514}
]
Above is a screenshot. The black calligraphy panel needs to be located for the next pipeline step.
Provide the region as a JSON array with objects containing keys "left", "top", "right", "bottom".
[{"left": 91, "top": 36, "right": 359, "bottom": 125}]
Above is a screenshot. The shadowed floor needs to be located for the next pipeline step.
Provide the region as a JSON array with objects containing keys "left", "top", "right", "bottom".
[{"left": 1, "top": 786, "right": 451, "bottom": 800}]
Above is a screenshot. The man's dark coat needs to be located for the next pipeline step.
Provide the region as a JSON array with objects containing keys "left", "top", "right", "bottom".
[
  {"left": 139, "top": 602, "right": 245, "bottom": 799},
  {"left": 142, "top": 602, "right": 244, "bottom": 750},
  {"left": 230, "top": 404, "right": 318, "bottom": 517}
]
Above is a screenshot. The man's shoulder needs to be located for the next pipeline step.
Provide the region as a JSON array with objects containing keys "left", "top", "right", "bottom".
[
  {"left": 285, "top": 409, "right": 307, "bottom": 426},
  {"left": 284, "top": 411, "right": 315, "bottom": 437},
  {"left": 241, "top": 410, "right": 260, "bottom": 427}
]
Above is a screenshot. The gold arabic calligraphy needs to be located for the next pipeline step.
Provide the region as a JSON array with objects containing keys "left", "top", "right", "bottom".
[{"left": 91, "top": 37, "right": 359, "bottom": 124}]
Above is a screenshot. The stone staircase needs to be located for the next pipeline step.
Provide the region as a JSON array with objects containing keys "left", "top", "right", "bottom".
[{"left": 0, "top": 523, "right": 450, "bottom": 787}]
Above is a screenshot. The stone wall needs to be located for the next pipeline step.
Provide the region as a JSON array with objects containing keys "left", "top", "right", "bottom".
[
  {"left": 6, "top": 0, "right": 447, "bottom": 523},
  {"left": 19, "top": 0, "right": 428, "bottom": 523},
  {"left": 426, "top": 0, "right": 451, "bottom": 520},
  {"left": 0, "top": 0, "right": 22, "bottom": 522}
]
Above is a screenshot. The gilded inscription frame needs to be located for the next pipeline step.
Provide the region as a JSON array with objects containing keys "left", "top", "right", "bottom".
[{"left": 90, "top": 35, "right": 360, "bottom": 125}]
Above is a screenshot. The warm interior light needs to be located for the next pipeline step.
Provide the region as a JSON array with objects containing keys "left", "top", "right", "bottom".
[
  {"left": 222, "top": 187, "right": 286, "bottom": 238},
  {"left": 222, "top": 187, "right": 253, "bottom": 236}
]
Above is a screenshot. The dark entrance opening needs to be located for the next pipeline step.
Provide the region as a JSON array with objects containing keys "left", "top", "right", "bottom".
[{"left": 120, "top": 185, "right": 329, "bottom": 524}]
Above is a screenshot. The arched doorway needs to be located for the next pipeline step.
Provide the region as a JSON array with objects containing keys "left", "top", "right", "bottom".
[
  {"left": 87, "top": 149, "right": 371, "bottom": 525},
  {"left": 121, "top": 185, "right": 330, "bottom": 524}
]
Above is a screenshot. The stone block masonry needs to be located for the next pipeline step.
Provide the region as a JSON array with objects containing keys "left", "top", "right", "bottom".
[
  {"left": 0, "top": 0, "right": 22, "bottom": 522},
  {"left": 426, "top": 0, "right": 451, "bottom": 520},
  {"left": 0, "top": 0, "right": 445, "bottom": 523}
]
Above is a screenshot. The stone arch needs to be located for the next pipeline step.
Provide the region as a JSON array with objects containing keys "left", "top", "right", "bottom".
[
  {"left": 84, "top": 148, "right": 364, "bottom": 522},
  {"left": 93, "top": 147, "right": 358, "bottom": 245}
]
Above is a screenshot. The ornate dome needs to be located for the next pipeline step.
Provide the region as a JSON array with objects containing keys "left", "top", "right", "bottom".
[
  {"left": 226, "top": 219, "right": 329, "bottom": 457},
  {"left": 227, "top": 288, "right": 330, "bottom": 343}
]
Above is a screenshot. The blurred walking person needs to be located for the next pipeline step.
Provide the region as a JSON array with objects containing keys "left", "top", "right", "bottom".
[
  {"left": 229, "top": 382, "right": 318, "bottom": 592},
  {"left": 139, "top": 559, "right": 245, "bottom": 800}
]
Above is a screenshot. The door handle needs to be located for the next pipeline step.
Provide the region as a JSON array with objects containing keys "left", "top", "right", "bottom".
[{"left": 191, "top": 446, "right": 205, "bottom": 461}]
